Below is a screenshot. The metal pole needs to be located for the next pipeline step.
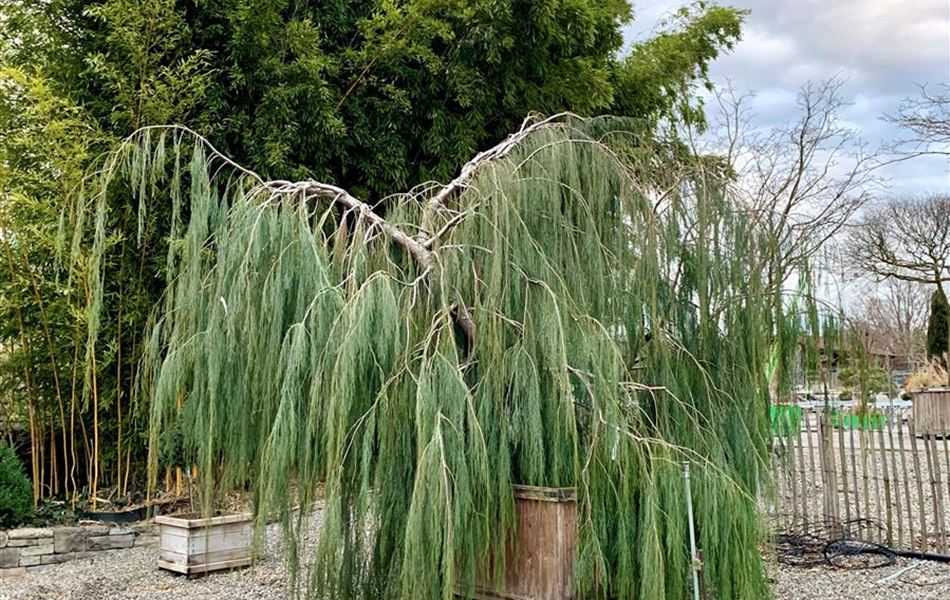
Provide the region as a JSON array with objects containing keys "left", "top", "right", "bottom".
[{"left": 684, "top": 461, "right": 701, "bottom": 600}]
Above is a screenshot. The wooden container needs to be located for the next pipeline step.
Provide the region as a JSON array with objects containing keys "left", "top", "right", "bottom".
[
  {"left": 155, "top": 512, "right": 252, "bottom": 575},
  {"left": 912, "top": 388, "right": 950, "bottom": 436},
  {"left": 471, "top": 485, "right": 577, "bottom": 600}
]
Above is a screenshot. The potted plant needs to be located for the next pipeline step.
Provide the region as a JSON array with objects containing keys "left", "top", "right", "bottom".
[
  {"left": 907, "top": 358, "right": 950, "bottom": 436},
  {"left": 471, "top": 485, "right": 577, "bottom": 600},
  {"left": 153, "top": 418, "right": 252, "bottom": 575}
]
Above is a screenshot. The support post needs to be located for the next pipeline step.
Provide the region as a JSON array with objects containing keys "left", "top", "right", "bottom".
[{"left": 684, "top": 461, "right": 702, "bottom": 600}]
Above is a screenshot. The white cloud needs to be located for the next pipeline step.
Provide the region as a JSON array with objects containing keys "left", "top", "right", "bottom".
[{"left": 624, "top": 0, "right": 950, "bottom": 193}]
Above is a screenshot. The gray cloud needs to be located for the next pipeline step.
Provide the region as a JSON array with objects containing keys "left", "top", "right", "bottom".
[{"left": 624, "top": 0, "right": 950, "bottom": 194}]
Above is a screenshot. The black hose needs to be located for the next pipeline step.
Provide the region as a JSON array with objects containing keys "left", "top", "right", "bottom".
[
  {"left": 776, "top": 517, "right": 950, "bottom": 569},
  {"left": 893, "top": 549, "right": 950, "bottom": 563}
]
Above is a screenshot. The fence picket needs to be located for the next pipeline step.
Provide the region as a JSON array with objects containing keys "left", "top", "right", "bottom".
[
  {"left": 837, "top": 412, "right": 851, "bottom": 526},
  {"left": 926, "top": 433, "right": 947, "bottom": 552},
  {"left": 876, "top": 422, "right": 893, "bottom": 546},
  {"left": 885, "top": 407, "right": 904, "bottom": 548},
  {"left": 896, "top": 410, "right": 917, "bottom": 550},
  {"left": 908, "top": 417, "right": 929, "bottom": 551}
]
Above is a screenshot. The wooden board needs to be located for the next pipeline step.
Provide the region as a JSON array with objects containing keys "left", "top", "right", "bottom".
[
  {"left": 469, "top": 485, "right": 577, "bottom": 600},
  {"left": 913, "top": 389, "right": 950, "bottom": 436}
]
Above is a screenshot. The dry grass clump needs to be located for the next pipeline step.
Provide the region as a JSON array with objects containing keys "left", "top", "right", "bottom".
[{"left": 905, "top": 357, "right": 950, "bottom": 391}]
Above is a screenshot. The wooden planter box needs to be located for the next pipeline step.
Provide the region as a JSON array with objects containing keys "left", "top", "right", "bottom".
[
  {"left": 913, "top": 388, "right": 950, "bottom": 436},
  {"left": 470, "top": 485, "right": 577, "bottom": 600},
  {"left": 155, "top": 512, "right": 252, "bottom": 575}
]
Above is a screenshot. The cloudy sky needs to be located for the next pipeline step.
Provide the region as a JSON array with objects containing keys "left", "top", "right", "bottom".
[{"left": 625, "top": 0, "right": 950, "bottom": 195}]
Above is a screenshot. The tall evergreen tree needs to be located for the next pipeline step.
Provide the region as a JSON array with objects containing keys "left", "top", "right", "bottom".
[{"left": 927, "top": 287, "right": 950, "bottom": 361}]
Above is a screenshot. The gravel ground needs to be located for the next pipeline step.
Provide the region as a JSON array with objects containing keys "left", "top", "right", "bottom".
[
  {"left": 774, "top": 558, "right": 950, "bottom": 599},
  {"left": 8, "top": 542, "right": 950, "bottom": 600},
  {"left": 3, "top": 510, "right": 322, "bottom": 600},
  {"left": 5, "top": 492, "right": 950, "bottom": 600}
]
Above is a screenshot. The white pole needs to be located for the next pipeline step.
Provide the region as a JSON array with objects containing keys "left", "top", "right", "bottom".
[{"left": 684, "top": 461, "right": 701, "bottom": 600}]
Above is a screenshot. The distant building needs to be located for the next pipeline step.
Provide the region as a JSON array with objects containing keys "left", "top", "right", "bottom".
[{"left": 794, "top": 332, "right": 924, "bottom": 397}]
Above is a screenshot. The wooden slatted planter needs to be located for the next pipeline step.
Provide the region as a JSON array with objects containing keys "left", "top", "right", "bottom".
[
  {"left": 155, "top": 512, "right": 252, "bottom": 575},
  {"left": 470, "top": 485, "right": 577, "bottom": 600},
  {"left": 913, "top": 388, "right": 950, "bottom": 436}
]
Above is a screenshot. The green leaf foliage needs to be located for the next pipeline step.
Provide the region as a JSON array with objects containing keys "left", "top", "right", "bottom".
[
  {"left": 0, "top": 0, "right": 746, "bottom": 502},
  {"left": 5, "top": 0, "right": 744, "bottom": 197},
  {"left": 0, "top": 443, "right": 33, "bottom": 528}
]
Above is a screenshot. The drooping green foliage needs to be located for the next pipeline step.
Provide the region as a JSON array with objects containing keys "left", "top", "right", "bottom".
[
  {"left": 0, "top": 442, "right": 33, "bottom": 528},
  {"left": 70, "top": 115, "right": 786, "bottom": 599},
  {"left": 927, "top": 287, "right": 949, "bottom": 362},
  {"left": 0, "top": 0, "right": 745, "bottom": 503}
]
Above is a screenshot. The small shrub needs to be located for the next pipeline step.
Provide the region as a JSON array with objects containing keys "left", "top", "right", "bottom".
[{"left": 0, "top": 442, "right": 33, "bottom": 528}]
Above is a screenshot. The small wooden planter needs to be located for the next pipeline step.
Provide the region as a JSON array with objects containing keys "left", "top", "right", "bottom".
[
  {"left": 155, "top": 512, "right": 252, "bottom": 575},
  {"left": 912, "top": 388, "right": 950, "bottom": 436},
  {"left": 471, "top": 485, "right": 577, "bottom": 600}
]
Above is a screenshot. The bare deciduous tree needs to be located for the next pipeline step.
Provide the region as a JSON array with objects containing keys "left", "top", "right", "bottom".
[
  {"left": 695, "top": 77, "right": 882, "bottom": 402},
  {"left": 884, "top": 83, "right": 950, "bottom": 159},
  {"left": 703, "top": 77, "right": 881, "bottom": 286},
  {"left": 848, "top": 194, "right": 950, "bottom": 292},
  {"left": 850, "top": 278, "right": 930, "bottom": 370}
]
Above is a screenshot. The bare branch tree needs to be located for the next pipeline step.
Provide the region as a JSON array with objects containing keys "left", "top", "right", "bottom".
[
  {"left": 849, "top": 278, "right": 930, "bottom": 370},
  {"left": 692, "top": 77, "right": 882, "bottom": 403},
  {"left": 884, "top": 83, "right": 950, "bottom": 158},
  {"left": 847, "top": 194, "right": 950, "bottom": 291},
  {"left": 705, "top": 76, "right": 881, "bottom": 289}
]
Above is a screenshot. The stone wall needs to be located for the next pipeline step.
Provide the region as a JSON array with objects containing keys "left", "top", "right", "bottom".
[{"left": 0, "top": 522, "right": 156, "bottom": 580}]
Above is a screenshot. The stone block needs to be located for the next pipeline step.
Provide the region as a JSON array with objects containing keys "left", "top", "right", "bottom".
[
  {"left": 20, "top": 543, "right": 54, "bottom": 557},
  {"left": 8, "top": 537, "right": 52, "bottom": 547},
  {"left": 129, "top": 522, "right": 158, "bottom": 536},
  {"left": 0, "top": 566, "right": 26, "bottom": 580},
  {"left": 88, "top": 534, "right": 133, "bottom": 551},
  {"left": 134, "top": 535, "right": 158, "bottom": 547},
  {"left": 54, "top": 527, "right": 90, "bottom": 553},
  {"left": 0, "top": 547, "right": 20, "bottom": 568},
  {"left": 108, "top": 526, "right": 132, "bottom": 536},
  {"left": 41, "top": 551, "right": 95, "bottom": 565},
  {"left": 18, "top": 555, "right": 42, "bottom": 567},
  {"left": 76, "top": 523, "right": 110, "bottom": 535},
  {"left": 8, "top": 527, "right": 53, "bottom": 540},
  {"left": 0, "top": 531, "right": 7, "bottom": 548}
]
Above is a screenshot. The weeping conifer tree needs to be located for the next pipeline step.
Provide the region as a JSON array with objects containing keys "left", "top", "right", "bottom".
[{"left": 70, "top": 114, "right": 790, "bottom": 599}]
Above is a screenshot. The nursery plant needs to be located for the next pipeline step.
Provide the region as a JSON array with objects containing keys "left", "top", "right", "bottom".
[{"left": 69, "top": 114, "right": 795, "bottom": 599}]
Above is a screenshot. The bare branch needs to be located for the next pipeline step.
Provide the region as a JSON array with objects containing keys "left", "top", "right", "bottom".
[
  {"left": 883, "top": 83, "right": 950, "bottom": 158},
  {"left": 847, "top": 194, "right": 950, "bottom": 289},
  {"left": 705, "top": 76, "right": 880, "bottom": 286}
]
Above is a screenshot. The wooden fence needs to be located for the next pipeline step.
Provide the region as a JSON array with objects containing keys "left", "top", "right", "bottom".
[{"left": 770, "top": 404, "right": 950, "bottom": 553}]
